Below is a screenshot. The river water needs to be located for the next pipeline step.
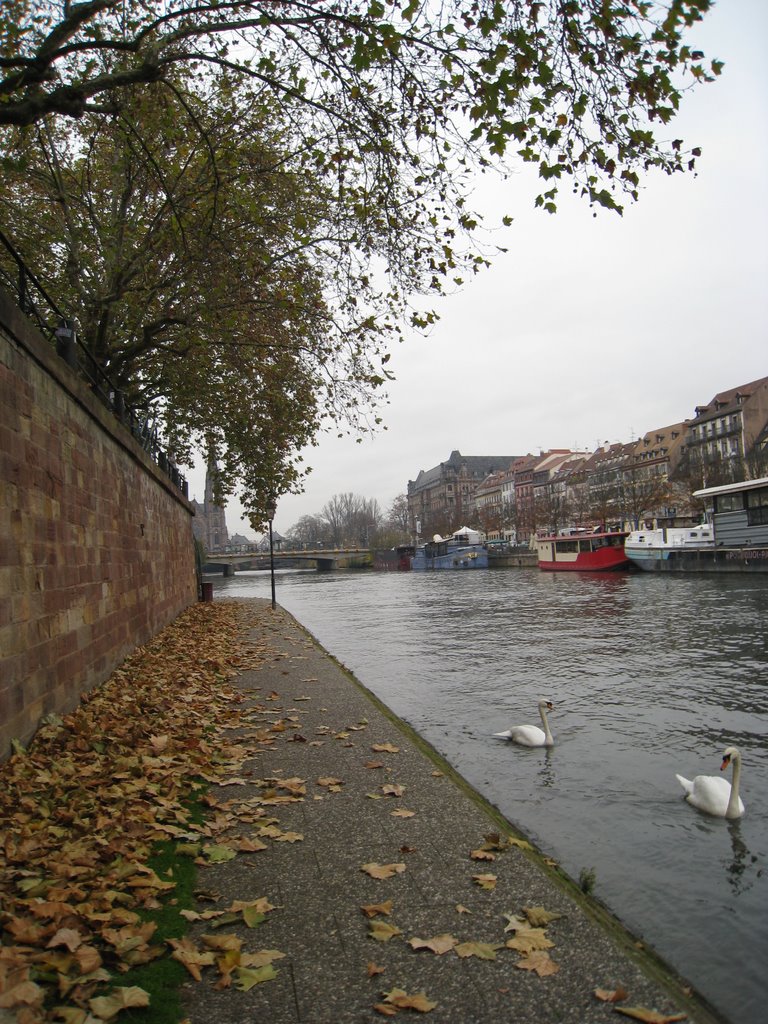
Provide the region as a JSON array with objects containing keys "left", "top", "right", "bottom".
[{"left": 211, "top": 567, "right": 767, "bottom": 1024}]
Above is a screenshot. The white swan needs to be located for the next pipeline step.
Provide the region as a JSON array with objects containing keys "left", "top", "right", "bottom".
[
  {"left": 675, "top": 746, "right": 745, "bottom": 819},
  {"left": 493, "top": 700, "right": 554, "bottom": 747}
]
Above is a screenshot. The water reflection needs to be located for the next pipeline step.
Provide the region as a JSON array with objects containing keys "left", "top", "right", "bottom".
[{"left": 213, "top": 568, "right": 768, "bottom": 1024}]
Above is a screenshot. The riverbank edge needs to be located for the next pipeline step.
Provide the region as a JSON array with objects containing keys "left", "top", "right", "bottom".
[{"left": 277, "top": 604, "right": 726, "bottom": 1024}]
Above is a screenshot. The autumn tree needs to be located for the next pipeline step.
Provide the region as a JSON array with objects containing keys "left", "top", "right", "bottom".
[{"left": 0, "top": 0, "right": 719, "bottom": 516}]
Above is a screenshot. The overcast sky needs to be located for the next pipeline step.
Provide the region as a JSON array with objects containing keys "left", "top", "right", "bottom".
[{"left": 188, "top": 0, "right": 768, "bottom": 539}]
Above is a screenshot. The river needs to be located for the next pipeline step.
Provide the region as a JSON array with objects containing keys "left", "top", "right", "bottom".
[{"left": 210, "top": 566, "right": 767, "bottom": 1024}]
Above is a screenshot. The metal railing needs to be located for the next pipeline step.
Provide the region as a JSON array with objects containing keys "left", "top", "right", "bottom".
[{"left": 0, "top": 230, "right": 187, "bottom": 496}]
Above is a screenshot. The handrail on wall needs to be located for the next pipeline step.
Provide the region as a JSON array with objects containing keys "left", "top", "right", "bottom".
[{"left": 0, "top": 230, "right": 187, "bottom": 497}]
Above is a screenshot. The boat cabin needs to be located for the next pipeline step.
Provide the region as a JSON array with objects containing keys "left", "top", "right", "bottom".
[{"left": 694, "top": 476, "right": 768, "bottom": 548}]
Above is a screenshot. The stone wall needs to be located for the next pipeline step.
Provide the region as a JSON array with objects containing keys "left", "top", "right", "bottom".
[{"left": 0, "top": 287, "right": 198, "bottom": 760}]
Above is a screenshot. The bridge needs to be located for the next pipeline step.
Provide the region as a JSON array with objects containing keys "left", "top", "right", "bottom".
[{"left": 203, "top": 547, "right": 373, "bottom": 575}]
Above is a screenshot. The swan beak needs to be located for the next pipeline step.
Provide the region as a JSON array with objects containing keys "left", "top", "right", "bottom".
[{"left": 720, "top": 755, "right": 731, "bottom": 772}]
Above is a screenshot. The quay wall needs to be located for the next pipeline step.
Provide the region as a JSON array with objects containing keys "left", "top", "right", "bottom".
[{"left": 0, "top": 287, "right": 198, "bottom": 761}]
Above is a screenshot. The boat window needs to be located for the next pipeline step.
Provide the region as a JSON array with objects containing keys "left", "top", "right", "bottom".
[
  {"left": 555, "top": 540, "right": 578, "bottom": 553},
  {"left": 746, "top": 486, "right": 768, "bottom": 509},
  {"left": 716, "top": 493, "right": 744, "bottom": 513}
]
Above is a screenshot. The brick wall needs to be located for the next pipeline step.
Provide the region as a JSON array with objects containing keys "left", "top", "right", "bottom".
[{"left": 0, "top": 288, "right": 198, "bottom": 760}]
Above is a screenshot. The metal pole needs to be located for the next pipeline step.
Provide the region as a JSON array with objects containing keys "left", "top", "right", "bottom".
[{"left": 268, "top": 519, "right": 276, "bottom": 609}]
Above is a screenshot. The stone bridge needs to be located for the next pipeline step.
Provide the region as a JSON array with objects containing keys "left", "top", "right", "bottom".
[{"left": 203, "top": 548, "right": 373, "bottom": 575}]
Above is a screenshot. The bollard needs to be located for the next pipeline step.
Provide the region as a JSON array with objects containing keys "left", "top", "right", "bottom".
[{"left": 201, "top": 581, "right": 213, "bottom": 602}]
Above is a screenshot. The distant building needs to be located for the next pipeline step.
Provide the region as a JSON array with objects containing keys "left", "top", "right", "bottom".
[
  {"left": 682, "top": 376, "right": 768, "bottom": 484},
  {"left": 190, "top": 462, "right": 229, "bottom": 552},
  {"left": 407, "top": 450, "right": 519, "bottom": 536}
]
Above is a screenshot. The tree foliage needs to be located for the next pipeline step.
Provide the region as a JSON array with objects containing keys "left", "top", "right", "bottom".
[{"left": 0, "top": 1, "right": 719, "bottom": 518}]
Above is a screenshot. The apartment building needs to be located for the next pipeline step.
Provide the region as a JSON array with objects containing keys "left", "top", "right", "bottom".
[
  {"left": 683, "top": 376, "right": 768, "bottom": 484},
  {"left": 407, "top": 450, "right": 518, "bottom": 537}
]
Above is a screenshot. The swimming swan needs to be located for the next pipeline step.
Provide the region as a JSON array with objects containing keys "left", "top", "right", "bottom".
[
  {"left": 675, "top": 746, "right": 745, "bottom": 819},
  {"left": 493, "top": 700, "right": 554, "bottom": 747}
]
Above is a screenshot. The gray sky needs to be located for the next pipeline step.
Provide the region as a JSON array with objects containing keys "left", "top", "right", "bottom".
[{"left": 188, "top": 0, "right": 768, "bottom": 539}]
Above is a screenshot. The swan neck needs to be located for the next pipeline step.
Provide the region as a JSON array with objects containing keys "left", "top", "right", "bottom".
[
  {"left": 727, "top": 752, "right": 742, "bottom": 817},
  {"left": 539, "top": 705, "right": 553, "bottom": 743}
]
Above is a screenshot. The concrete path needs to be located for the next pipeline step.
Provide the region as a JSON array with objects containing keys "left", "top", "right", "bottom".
[{"left": 181, "top": 600, "right": 721, "bottom": 1024}]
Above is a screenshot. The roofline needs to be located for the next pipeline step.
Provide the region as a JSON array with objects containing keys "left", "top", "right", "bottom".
[{"left": 693, "top": 476, "right": 768, "bottom": 498}]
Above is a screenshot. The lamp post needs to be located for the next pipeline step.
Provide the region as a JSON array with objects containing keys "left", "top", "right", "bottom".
[{"left": 266, "top": 497, "right": 277, "bottom": 610}]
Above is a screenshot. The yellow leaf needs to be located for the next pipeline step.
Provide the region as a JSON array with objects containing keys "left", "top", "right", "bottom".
[
  {"left": 390, "top": 808, "right": 416, "bottom": 818},
  {"left": 372, "top": 743, "right": 400, "bottom": 753},
  {"left": 505, "top": 928, "right": 554, "bottom": 953},
  {"left": 470, "top": 849, "right": 496, "bottom": 861},
  {"left": 382, "top": 988, "right": 437, "bottom": 1012},
  {"left": 594, "top": 986, "right": 629, "bottom": 1003},
  {"left": 369, "top": 921, "right": 402, "bottom": 942},
  {"left": 472, "top": 873, "right": 497, "bottom": 890},
  {"left": 361, "top": 862, "right": 406, "bottom": 879},
  {"left": 168, "top": 938, "right": 216, "bottom": 981},
  {"left": 47, "top": 927, "right": 85, "bottom": 952},
  {"left": 240, "top": 950, "right": 285, "bottom": 969},
  {"left": 89, "top": 986, "right": 150, "bottom": 1019},
  {"left": 408, "top": 934, "right": 458, "bottom": 955},
  {"left": 454, "top": 941, "right": 501, "bottom": 960},
  {"left": 0, "top": 980, "right": 45, "bottom": 1008},
  {"left": 361, "top": 901, "right": 393, "bottom": 918},
  {"left": 235, "top": 964, "right": 278, "bottom": 990},
  {"left": 522, "top": 905, "right": 563, "bottom": 927},
  {"left": 515, "top": 951, "right": 560, "bottom": 977},
  {"left": 381, "top": 784, "right": 405, "bottom": 797},
  {"left": 614, "top": 1009, "right": 687, "bottom": 1023}
]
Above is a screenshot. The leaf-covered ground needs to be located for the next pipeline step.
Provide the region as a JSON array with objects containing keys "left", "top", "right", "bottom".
[{"left": 0, "top": 601, "right": 261, "bottom": 1022}]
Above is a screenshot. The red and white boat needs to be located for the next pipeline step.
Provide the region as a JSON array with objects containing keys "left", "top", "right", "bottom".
[{"left": 533, "top": 529, "right": 631, "bottom": 572}]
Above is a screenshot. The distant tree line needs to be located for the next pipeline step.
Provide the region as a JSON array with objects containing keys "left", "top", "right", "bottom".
[{"left": 286, "top": 494, "right": 409, "bottom": 549}]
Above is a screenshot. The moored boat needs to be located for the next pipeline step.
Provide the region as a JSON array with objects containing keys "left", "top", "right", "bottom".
[
  {"left": 373, "top": 545, "right": 414, "bottom": 571},
  {"left": 534, "top": 529, "right": 630, "bottom": 572},
  {"left": 411, "top": 526, "right": 488, "bottom": 570},
  {"left": 625, "top": 476, "right": 768, "bottom": 573}
]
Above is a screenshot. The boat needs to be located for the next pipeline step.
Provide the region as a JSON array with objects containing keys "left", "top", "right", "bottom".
[
  {"left": 373, "top": 545, "right": 414, "bottom": 571},
  {"left": 411, "top": 526, "right": 489, "bottom": 570},
  {"left": 534, "top": 529, "right": 631, "bottom": 572},
  {"left": 625, "top": 476, "right": 768, "bottom": 573},
  {"left": 624, "top": 524, "right": 715, "bottom": 571}
]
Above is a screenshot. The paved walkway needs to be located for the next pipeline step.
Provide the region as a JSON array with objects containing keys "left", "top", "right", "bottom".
[{"left": 181, "top": 599, "right": 720, "bottom": 1024}]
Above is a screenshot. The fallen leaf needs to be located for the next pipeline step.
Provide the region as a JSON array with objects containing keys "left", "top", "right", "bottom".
[
  {"left": 372, "top": 744, "right": 400, "bottom": 754},
  {"left": 470, "top": 849, "right": 496, "bottom": 861},
  {"left": 369, "top": 921, "right": 403, "bottom": 942},
  {"left": 364, "top": 760, "right": 384, "bottom": 769},
  {"left": 390, "top": 808, "right": 415, "bottom": 818},
  {"left": 316, "top": 777, "right": 344, "bottom": 788},
  {"left": 455, "top": 904, "right": 471, "bottom": 915},
  {"left": 595, "top": 986, "right": 629, "bottom": 1003},
  {"left": 89, "top": 986, "right": 150, "bottom": 1019},
  {"left": 235, "top": 964, "right": 278, "bottom": 990},
  {"left": 408, "top": 934, "right": 458, "bottom": 956},
  {"left": 381, "top": 784, "right": 405, "bottom": 797},
  {"left": 472, "top": 873, "right": 497, "bottom": 890},
  {"left": 361, "top": 901, "right": 393, "bottom": 918},
  {"left": 361, "top": 863, "right": 406, "bottom": 879},
  {"left": 167, "top": 938, "right": 216, "bottom": 981},
  {"left": 381, "top": 988, "right": 437, "bottom": 1012},
  {"left": 514, "top": 951, "right": 560, "bottom": 977},
  {"left": 505, "top": 928, "right": 554, "bottom": 953},
  {"left": 522, "top": 906, "right": 563, "bottom": 928},
  {"left": 454, "top": 941, "right": 502, "bottom": 960},
  {"left": 367, "top": 962, "right": 385, "bottom": 977}
]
